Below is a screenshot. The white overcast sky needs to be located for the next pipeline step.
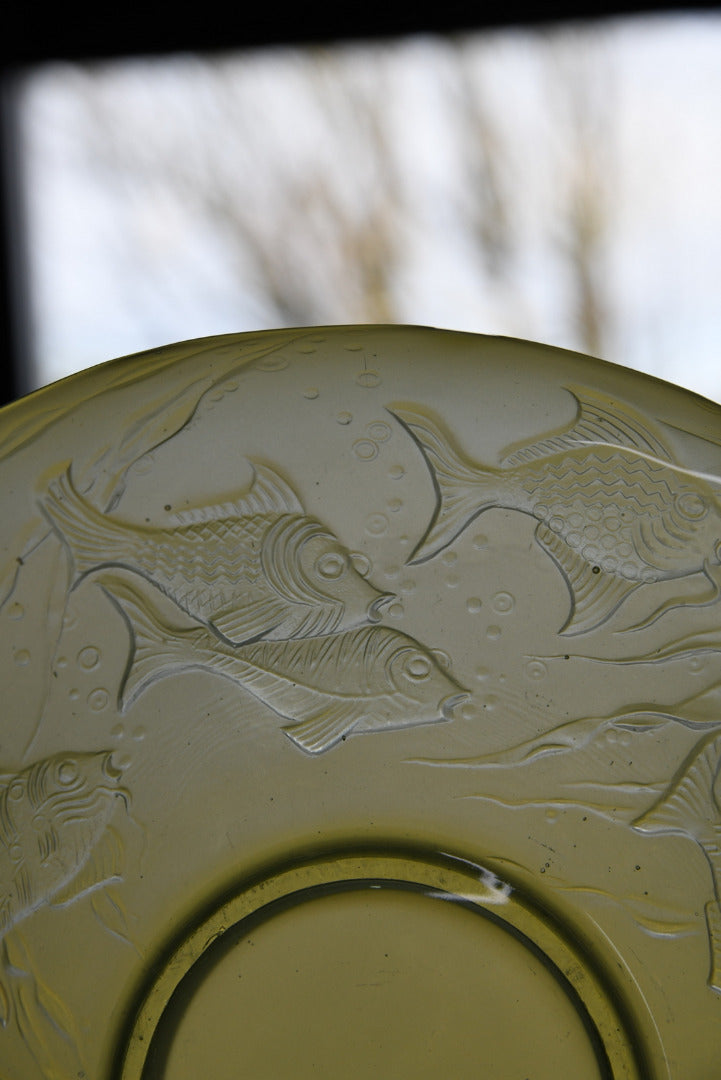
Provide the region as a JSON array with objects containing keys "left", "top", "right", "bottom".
[{"left": 18, "top": 12, "right": 721, "bottom": 403}]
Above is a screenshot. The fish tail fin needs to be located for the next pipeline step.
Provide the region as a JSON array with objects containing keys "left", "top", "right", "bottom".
[
  {"left": 100, "top": 578, "right": 194, "bottom": 708},
  {"left": 40, "top": 468, "right": 125, "bottom": 580},
  {"left": 633, "top": 730, "right": 721, "bottom": 838},
  {"left": 388, "top": 406, "right": 501, "bottom": 563}
]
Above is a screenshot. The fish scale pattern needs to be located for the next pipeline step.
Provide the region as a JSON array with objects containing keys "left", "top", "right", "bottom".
[
  {"left": 127, "top": 527, "right": 266, "bottom": 596},
  {"left": 390, "top": 388, "right": 721, "bottom": 633},
  {"left": 41, "top": 467, "right": 388, "bottom": 647},
  {"left": 132, "top": 519, "right": 266, "bottom": 585}
]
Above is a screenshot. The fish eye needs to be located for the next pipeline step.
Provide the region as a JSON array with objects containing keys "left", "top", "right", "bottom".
[
  {"left": 8, "top": 781, "right": 24, "bottom": 801},
  {"left": 57, "top": 760, "right": 79, "bottom": 786},
  {"left": 404, "top": 654, "right": 432, "bottom": 680},
  {"left": 316, "top": 551, "right": 347, "bottom": 580},
  {"left": 675, "top": 492, "right": 707, "bottom": 520}
]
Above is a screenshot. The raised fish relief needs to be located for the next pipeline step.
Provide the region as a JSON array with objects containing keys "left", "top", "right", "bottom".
[
  {"left": 6, "top": 327, "right": 721, "bottom": 1077},
  {"left": 389, "top": 387, "right": 721, "bottom": 634},
  {"left": 102, "top": 578, "right": 468, "bottom": 754},
  {"left": 415, "top": 676, "right": 721, "bottom": 994},
  {"left": 41, "top": 463, "right": 390, "bottom": 646},
  {"left": 0, "top": 750, "right": 131, "bottom": 1076},
  {"left": 1, "top": 334, "right": 307, "bottom": 620},
  {"left": 633, "top": 730, "right": 721, "bottom": 992},
  {"left": 433, "top": 675, "right": 721, "bottom": 770}
]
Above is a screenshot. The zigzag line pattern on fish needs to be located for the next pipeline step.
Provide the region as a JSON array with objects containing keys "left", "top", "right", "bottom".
[
  {"left": 526, "top": 457, "right": 677, "bottom": 512},
  {"left": 127, "top": 527, "right": 266, "bottom": 580}
]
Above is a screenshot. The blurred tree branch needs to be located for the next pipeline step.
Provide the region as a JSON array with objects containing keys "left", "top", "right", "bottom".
[{"left": 44, "top": 32, "right": 616, "bottom": 356}]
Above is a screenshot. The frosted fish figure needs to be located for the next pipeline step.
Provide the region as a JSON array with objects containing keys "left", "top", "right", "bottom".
[
  {"left": 103, "top": 580, "right": 468, "bottom": 754},
  {"left": 634, "top": 730, "right": 721, "bottom": 994},
  {"left": 41, "top": 464, "right": 390, "bottom": 646},
  {"left": 390, "top": 388, "right": 721, "bottom": 634},
  {"left": 0, "top": 751, "right": 127, "bottom": 939},
  {"left": 0, "top": 751, "right": 128, "bottom": 1028}
]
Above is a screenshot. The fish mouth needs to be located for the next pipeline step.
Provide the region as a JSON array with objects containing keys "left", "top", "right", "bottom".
[
  {"left": 367, "top": 592, "right": 395, "bottom": 623},
  {"left": 350, "top": 551, "right": 372, "bottom": 578},
  {"left": 440, "top": 692, "right": 469, "bottom": 720},
  {"left": 104, "top": 752, "right": 127, "bottom": 782}
]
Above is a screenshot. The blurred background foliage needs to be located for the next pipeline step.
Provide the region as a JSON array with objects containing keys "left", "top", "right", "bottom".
[{"left": 19, "top": 14, "right": 721, "bottom": 399}]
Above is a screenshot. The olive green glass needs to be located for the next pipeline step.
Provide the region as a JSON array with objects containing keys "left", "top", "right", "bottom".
[{"left": 2, "top": 326, "right": 720, "bottom": 1078}]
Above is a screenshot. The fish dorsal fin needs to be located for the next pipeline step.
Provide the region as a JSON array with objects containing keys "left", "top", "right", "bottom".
[
  {"left": 50, "top": 826, "right": 124, "bottom": 906},
  {"left": 283, "top": 703, "right": 360, "bottom": 754},
  {"left": 535, "top": 523, "right": 640, "bottom": 635},
  {"left": 502, "top": 387, "right": 672, "bottom": 467},
  {"left": 633, "top": 731, "right": 721, "bottom": 836},
  {"left": 171, "top": 462, "right": 303, "bottom": 525}
]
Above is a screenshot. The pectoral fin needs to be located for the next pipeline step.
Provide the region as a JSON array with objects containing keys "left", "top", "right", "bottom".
[
  {"left": 51, "top": 827, "right": 124, "bottom": 906},
  {"left": 535, "top": 523, "right": 640, "bottom": 635},
  {"left": 212, "top": 595, "right": 289, "bottom": 645},
  {"left": 283, "top": 703, "right": 360, "bottom": 754},
  {"left": 91, "top": 887, "right": 141, "bottom": 954}
]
